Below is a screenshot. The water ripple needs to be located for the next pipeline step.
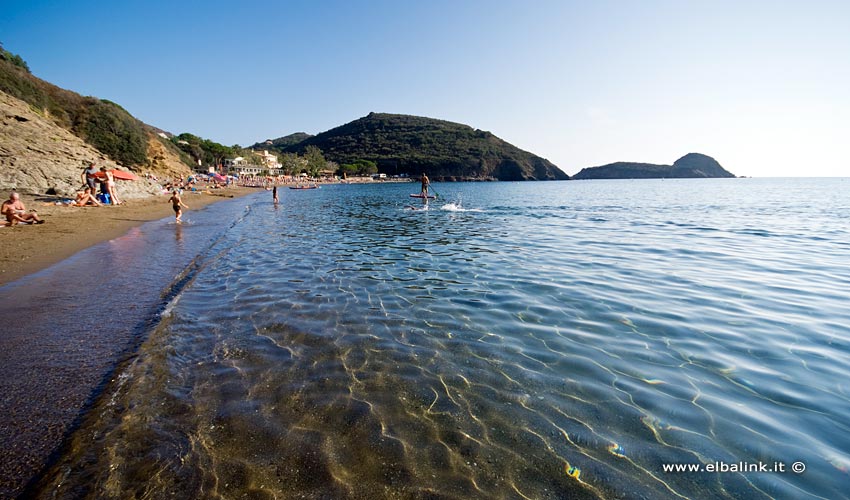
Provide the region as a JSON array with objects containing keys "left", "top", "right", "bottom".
[{"left": 34, "top": 179, "right": 850, "bottom": 499}]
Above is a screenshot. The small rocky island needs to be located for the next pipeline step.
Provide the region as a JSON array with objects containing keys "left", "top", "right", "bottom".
[{"left": 572, "top": 153, "right": 735, "bottom": 179}]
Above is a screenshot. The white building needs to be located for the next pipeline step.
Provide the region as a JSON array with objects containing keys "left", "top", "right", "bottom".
[
  {"left": 253, "top": 150, "right": 283, "bottom": 175},
  {"left": 224, "top": 157, "right": 262, "bottom": 176}
]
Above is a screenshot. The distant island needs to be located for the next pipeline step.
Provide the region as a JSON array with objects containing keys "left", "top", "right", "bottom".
[
  {"left": 255, "top": 113, "right": 568, "bottom": 181},
  {"left": 572, "top": 153, "right": 735, "bottom": 179}
]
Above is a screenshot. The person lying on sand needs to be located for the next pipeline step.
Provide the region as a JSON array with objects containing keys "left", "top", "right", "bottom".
[
  {"left": 72, "top": 188, "right": 102, "bottom": 207},
  {"left": 2, "top": 192, "right": 45, "bottom": 225}
]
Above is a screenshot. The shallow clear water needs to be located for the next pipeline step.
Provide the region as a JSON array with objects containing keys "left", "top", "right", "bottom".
[{"left": 34, "top": 179, "right": 850, "bottom": 499}]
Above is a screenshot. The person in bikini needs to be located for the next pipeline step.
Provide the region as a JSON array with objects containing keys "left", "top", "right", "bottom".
[
  {"left": 168, "top": 190, "right": 189, "bottom": 223},
  {"left": 100, "top": 167, "right": 123, "bottom": 205},
  {"left": 73, "top": 187, "right": 102, "bottom": 207}
]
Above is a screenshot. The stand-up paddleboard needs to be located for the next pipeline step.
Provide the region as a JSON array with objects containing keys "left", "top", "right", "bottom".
[{"left": 409, "top": 194, "right": 436, "bottom": 199}]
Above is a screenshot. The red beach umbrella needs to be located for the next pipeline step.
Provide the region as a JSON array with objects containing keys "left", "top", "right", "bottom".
[{"left": 94, "top": 169, "right": 139, "bottom": 181}]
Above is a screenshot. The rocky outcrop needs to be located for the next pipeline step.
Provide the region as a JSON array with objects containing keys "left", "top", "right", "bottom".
[
  {"left": 0, "top": 91, "right": 182, "bottom": 198},
  {"left": 573, "top": 153, "right": 735, "bottom": 179},
  {"left": 671, "top": 153, "right": 735, "bottom": 178}
]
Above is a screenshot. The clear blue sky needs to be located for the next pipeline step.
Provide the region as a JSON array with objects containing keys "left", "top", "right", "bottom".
[{"left": 2, "top": 0, "right": 848, "bottom": 176}]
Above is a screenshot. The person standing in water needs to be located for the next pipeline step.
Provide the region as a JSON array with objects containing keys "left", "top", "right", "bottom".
[
  {"left": 168, "top": 190, "right": 189, "bottom": 223},
  {"left": 272, "top": 185, "right": 279, "bottom": 204},
  {"left": 420, "top": 172, "right": 430, "bottom": 197}
]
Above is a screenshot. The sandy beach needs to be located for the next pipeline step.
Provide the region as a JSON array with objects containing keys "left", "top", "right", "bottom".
[
  {"left": 0, "top": 185, "right": 260, "bottom": 498},
  {"left": 0, "top": 186, "right": 257, "bottom": 286}
]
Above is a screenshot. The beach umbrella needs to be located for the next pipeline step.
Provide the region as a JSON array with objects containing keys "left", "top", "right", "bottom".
[
  {"left": 212, "top": 173, "right": 227, "bottom": 182},
  {"left": 95, "top": 169, "right": 139, "bottom": 181}
]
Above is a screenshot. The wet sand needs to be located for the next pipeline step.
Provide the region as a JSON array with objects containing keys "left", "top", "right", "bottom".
[
  {"left": 0, "top": 187, "right": 256, "bottom": 286},
  {"left": 0, "top": 186, "right": 257, "bottom": 498}
]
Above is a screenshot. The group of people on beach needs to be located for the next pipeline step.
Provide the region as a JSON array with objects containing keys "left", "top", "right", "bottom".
[
  {"left": 80, "top": 163, "right": 123, "bottom": 206},
  {"left": 84, "top": 163, "right": 191, "bottom": 223}
]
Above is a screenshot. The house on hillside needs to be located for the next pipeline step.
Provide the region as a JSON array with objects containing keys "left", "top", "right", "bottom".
[
  {"left": 224, "top": 156, "right": 262, "bottom": 176},
  {"left": 253, "top": 150, "right": 283, "bottom": 175}
]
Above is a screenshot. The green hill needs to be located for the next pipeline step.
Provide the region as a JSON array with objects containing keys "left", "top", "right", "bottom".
[
  {"left": 573, "top": 153, "right": 735, "bottom": 179},
  {"left": 259, "top": 113, "right": 568, "bottom": 181},
  {"left": 257, "top": 132, "right": 313, "bottom": 148}
]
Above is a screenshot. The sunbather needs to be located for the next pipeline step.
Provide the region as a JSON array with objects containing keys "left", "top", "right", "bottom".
[
  {"left": 2, "top": 192, "right": 44, "bottom": 225},
  {"left": 73, "top": 188, "right": 102, "bottom": 207}
]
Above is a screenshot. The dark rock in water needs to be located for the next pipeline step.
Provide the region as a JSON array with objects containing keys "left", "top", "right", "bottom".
[
  {"left": 671, "top": 153, "right": 735, "bottom": 178},
  {"left": 573, "top": 153, "right": 735, "bottom": 179}
]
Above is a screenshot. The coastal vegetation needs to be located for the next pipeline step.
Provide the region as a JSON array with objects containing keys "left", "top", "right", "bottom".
[
  {"left": 261, "top": 132, "right": 313, "bottom": 148},
  {"left": 172, "top": 133, "right": 238, "bottom": 167},
  {"left": 339, "top": 159, "right": 379, "bottom": 177},
  {"left": 0, "top": 43, "right": 29, "bottom": 73},
  {"left": 0, "top": 46, "right": 189, "bottom": 171},
  {"left": 255, "top": 113, "right": 568, "bottom": 181}
]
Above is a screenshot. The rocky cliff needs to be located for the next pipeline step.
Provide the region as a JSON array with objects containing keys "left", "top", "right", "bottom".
[
  {"left": 0, "top": 57, "right": 193, "bottom": 197},
  {"left": 0, "top": 91, "right": 181, "bottom": 198}
]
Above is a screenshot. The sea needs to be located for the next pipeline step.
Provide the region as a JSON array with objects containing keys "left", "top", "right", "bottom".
[{"left": 4, "top": 178, "right": 849, "bottom": 499}]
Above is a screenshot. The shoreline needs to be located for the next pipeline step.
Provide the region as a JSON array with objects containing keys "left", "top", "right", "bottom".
[
  {"left": 0, "top": 186, "right": 258, "bottom": 286},
  {"left": 0, "top": 188, "right": 262, "bottom": 498}
]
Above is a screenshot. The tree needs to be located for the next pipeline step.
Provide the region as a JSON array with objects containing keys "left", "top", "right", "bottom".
[
  {"left": 173, "top": 133, "right": 236, "bottom": 168},
  {"left": 203, "top": 140, "right": 232, "bottom": 166},
  {"left": 280, "top": 153, "right": 301, "bottom": 175},
  {"left": 339, "top": 163, "right": 359, "bottom": 177},
  {"left": 304, "top": 145, "right": 326, "bottom": 178},
  {"left": 356, "top": 159, "right": 378, "bottom": 176},
  {"left": 339, "top": 159, "right": 377, "bottom": 176}
]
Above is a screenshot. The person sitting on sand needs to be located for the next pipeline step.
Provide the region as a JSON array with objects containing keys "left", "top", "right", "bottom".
[
  {"left": 168, "top": 190, "right": 189, "bottom": 223},
  {"left": 2, "top": 192, "right": 44, "bottom": 225},
  {"left": 73, "top": 188, "right": 102, "bottom": 207}
]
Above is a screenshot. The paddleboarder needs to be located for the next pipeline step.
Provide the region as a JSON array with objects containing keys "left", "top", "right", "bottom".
[{"left": 420, "top": 172, "right": 430, "bottom": 197}]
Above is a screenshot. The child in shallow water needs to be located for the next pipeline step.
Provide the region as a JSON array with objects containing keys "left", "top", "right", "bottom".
[{"left": 168, "top": 190, "right": 189, "bottom": 223}]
